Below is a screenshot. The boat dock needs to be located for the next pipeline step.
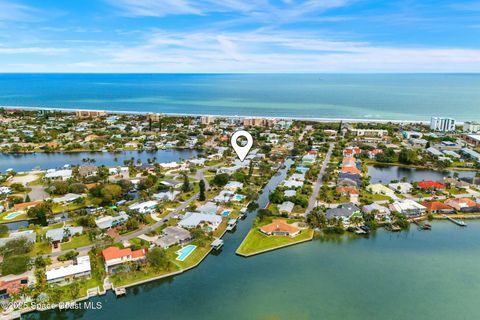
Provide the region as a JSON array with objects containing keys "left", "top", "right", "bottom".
[
  {"left": 226, "top": 218, "right": 237, "bottom": 231},
  {"left": 114, "top": 287, "right": 126, "bottom": 297},
  {"left": 444, "top": 215, "right": 467, "bottom": 227},
  {"left": 211, "top": 238, "right": 224, "bottom": 250}
]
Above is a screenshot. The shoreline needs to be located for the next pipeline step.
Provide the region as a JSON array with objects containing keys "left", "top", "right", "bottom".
[{"left": 1, "top": 105, "right": 446, "bottom": 124}]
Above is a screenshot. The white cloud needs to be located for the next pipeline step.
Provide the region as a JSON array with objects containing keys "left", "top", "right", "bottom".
[
  {"left": 0, "top": 46, "right": 68, "bottom": 55},
  {"left": 0, "top": 0, "right": 39, "bottom": 21}
]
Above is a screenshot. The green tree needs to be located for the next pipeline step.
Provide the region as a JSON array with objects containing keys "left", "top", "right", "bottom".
[
  {"left": 147, "top": 247, "right": 169, "bottom": 270},
  {"left": 198, "top": 179, "right": 206, "bottom": 201},
  {"left": 212, "top": 173, "right": 229, "bottom": 187}
]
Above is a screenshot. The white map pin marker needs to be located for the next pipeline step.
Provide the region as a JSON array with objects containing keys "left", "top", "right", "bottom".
[{"left": 231, "top": 130, "right": 253, "bottom": 162}]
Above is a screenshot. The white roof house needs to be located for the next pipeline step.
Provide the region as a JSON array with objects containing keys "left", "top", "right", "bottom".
[
  {"left": 388, "top": 182, "right": 413, "bottom": 194},
  {"left": 44, "top": 169, "right": 72, "bottom": 180},
  {"left": 178, "top": 212, "right": 222, "bottom": 230},
  {"left": 284, "top": 190, "right": 297, "bottom": 197},
  {"left": 198, "top": 202, "right": 219, "bottom": 215},
  {"left": 46, "top": 227, "right": 83, "bottom": 242},
  {"left": 0, "top": 230, "right": 36, "bottom": 247},
  {"left": 224, "top": 181, "right": 244, "bottom": 191},
  {"left": 391, "top": 200, "right": 426, "bottom": 215},
  {"left": 152, "top": 191, "right": 180, "bottom": 201},
  {"left": 128, "top": 200, "right": 158, "bottom": 213},
  {"left": 95, "top": 213, "right": 129, "bottom": 229},
  {"left": 52, "top": 193, "right": 82, "bottom": 203},
  {"left": 283, "top": 180, "right": 304, "bottom": 189},
  {"left": 213, "top": 190, "right": 235, "bottom": 203},
  {"left": 0, "top": 186, "right": 11, "bottom": 195},
  {"left": 45, "top": 255, "right": 91, "bottom": 283},
  {"left": 278, "top": 201, "right": 295, "bottom": 214}
]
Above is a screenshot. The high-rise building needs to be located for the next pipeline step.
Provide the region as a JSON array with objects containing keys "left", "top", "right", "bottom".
[
  {"left": 75, "top": 110, "right": 107, "bottom": 119},
  {"left": 463, "top": 121, "right": 480, "bottom": 133},
  {"left": 430, "top": 117, "right": 455, "bottom": 132},
  {"left": 200, "top": 116, "right": 215, "bottom": 125}
]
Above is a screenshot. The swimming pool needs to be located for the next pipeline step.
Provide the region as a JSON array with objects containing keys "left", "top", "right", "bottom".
[
  {"left": 176, "top": 245, "right": 197, "bottom": 261},
  {"left": 4, "top": 211, "right": 23, "bottom": 220},
  {"left": 222, "top": 210, "right": 231, "bottom": 217},
  {"left": 233, "top": 194, "right": 245, "bottom": 201}
]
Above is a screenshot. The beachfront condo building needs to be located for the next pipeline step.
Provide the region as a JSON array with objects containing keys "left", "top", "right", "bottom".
[{"left": 430, "top": 117, "right": 455, "bottom": 132}]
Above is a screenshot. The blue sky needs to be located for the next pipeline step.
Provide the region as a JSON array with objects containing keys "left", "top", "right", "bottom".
[{"left": 1, "top": 0, "right": 480, "bottom": 72}]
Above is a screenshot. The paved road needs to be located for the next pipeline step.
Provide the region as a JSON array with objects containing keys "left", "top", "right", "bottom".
[
  {"left": 28, "top": 185, "right": 49, "bottom": 201},
  {"left": 44, "top": 164, "right": 221, "bottom": 258},
  {"left": 305, "top": 142, "right": 335, "bottom": 215}
]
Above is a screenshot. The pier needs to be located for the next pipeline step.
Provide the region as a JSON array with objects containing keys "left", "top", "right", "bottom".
[
  {"left": 114, "top": 287, "right": 126, "bottom": 297},
  {"left": 443, "top": 215, "right": 467, "bottom": 227}
]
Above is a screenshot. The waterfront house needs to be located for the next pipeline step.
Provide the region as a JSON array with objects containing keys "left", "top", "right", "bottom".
[
  {"left": 391, "top": 200, "right": 426, "bottom": 217},
  {"left": 367, "top": 184, "right": 395, "bottom": 197},
  {"left": 154, "top": 226, "right": 192, "bottom": 249},
  {"left": 101, "top": 246, "right": 147, "bottom": 273},
  {"left": 326, "top": 203, "right": 361, "bottom": 223},
  {"left": 178, "top": 212, "right": 222, "bottom": 231},
  {"left": 388, "top": 182, "right": 413, "bottom": 194},
  {"left": 78, "top": 166, "right": 98, "bottom": 178},
  {"left": 421, "top": 201, "right": 455, "bottom": 214},
  {"left": 444, "top": 198, "right": 480, "bottom": 213},
  {"left": 259, "top": 219, "right": 300, "bottom": 237},
  {"left": 0, "top": 273, "right": 33, "bottom": 300},
  {"left": 417, "top": 181, "right": 446, "bottom": 191},
  {"left": 362, "top": 203, "right": 391, "bottom": 220},
  {"left": 45, "top": 255, "right": 91, "bottom": 284},
  {"left": 0, "top": 230, "right": 36, "bottom": 247}
]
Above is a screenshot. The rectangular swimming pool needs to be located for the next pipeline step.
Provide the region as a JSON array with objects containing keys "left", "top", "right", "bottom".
[{"left": 176, "top": 245, "right": 197, "bottom": 261}]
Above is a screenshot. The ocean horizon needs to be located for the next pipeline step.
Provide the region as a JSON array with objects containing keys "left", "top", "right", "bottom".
[{"left": 1, "top": 73, "right": 480, "bottom": 122}]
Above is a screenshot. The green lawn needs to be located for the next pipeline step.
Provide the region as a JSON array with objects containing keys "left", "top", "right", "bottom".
[
  {"left": 61, "top": 234, "right": 92, "bottom": 250},
  {"left": 236, "top": 225, "right": 314, "bottom": 256},
  {"left": 360, "top": 191, "right": 391, "bottom": 202}
]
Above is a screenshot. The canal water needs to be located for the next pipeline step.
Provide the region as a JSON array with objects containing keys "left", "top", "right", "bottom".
[
  {"left": 0, "top": 149, "right": 199, "bottom": 172},
  {"left": 28, "top": 160, "right": 480, "bottom": 320},
  {"left": 368, "top": 165, "right": 477, "bottom": 184}
]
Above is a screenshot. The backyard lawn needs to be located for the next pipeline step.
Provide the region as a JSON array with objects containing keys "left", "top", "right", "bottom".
[
  {"left": 61, "top": 234, "right": 92, "bottom": 250},
  {"left": 236, "top": 225, "right": 314, "bottom": 256}
]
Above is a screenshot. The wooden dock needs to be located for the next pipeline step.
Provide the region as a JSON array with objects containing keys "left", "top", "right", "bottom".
[{"left": 444, "top": 215, "right": 467, "bottom": 227}]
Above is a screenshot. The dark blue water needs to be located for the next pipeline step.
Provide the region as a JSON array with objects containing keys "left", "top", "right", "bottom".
[
  {"left": 0, "top": 149, "right": 198, "bottom": 172},
  {"left": 1, "top": 74, "right": 480, "bottom": 121},
  {"left": 368, "top": 165, "right": 477, "bottom": 183}
]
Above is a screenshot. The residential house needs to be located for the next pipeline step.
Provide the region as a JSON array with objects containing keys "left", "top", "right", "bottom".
[
  {"left": 128, "top": 200, "right": 158, "bottom": 214},
  {"left": 45, "top": 226, "right": 83, "bottom": 249},
  {"left": 421, "top": 201, "right": 455, "bottom": 214},
  {"left": 45, "top": 255, "right": 91, "bottom": 284},
  {"left": 152, "top": 190, "right": 180, "bottom": 201},
  {"left": 95, "top": 213, "right": 129, "bottom": 230},
  {"left": 362, "top": 203, "right": 391, "bottom": 220},
  {"left": 391, "top": 199, "right": 426, "bottom": 217},
  {"left": 367, "top": 184, "right": 395, "bottom": 197},
  {"left": 44, "top": 169, "right": 72, "bottom": 181},
  {"left": 259, "top": 219, "right": 300, "bottom": 237},
  {"left": 154, "top": 226, "right": 192, "bottom": 249},
  {"left": 444, "top": 198, "right": 480, "bottom": 213},
  {"left": 178, "top": 212, "right": 222, "bottom": 231},
  {"left": 326, "top": 203, "right": 361, "bottom": 223},
  {"left": 0, "top": 274, "right": 32, "bottom": 300},
  {"left": 101, "top": 246, "right": 147, "bottom": 273},
  {"left": 278, "top": 201, "right": 295, "bottom": 215},
  {"left": 0, "top": 230, "right": 37, "bottom": 247},
  {"left": 388, "top": 182, "right": 413, "bottom": 194}
]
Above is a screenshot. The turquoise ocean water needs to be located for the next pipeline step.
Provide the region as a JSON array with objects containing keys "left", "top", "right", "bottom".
[{"left": 1, "top": 74, "right": 479, "bottom": 121}]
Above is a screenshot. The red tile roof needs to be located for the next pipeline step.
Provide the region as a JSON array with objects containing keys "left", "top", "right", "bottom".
[
  {"left": 101, "top": 246, "right": 132, "bottom": 261},
  {"left": 421, "top": 201, "right": 452, "bottom": 211},
  {"left": 0, "top": 277, "right": 28, "bottom": 295},
  {"left": 260, "top": 219, "right": 300, "bottom": 235},
  {"left": 417, "top": 181, "right": 446, "bottom": 189}
]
